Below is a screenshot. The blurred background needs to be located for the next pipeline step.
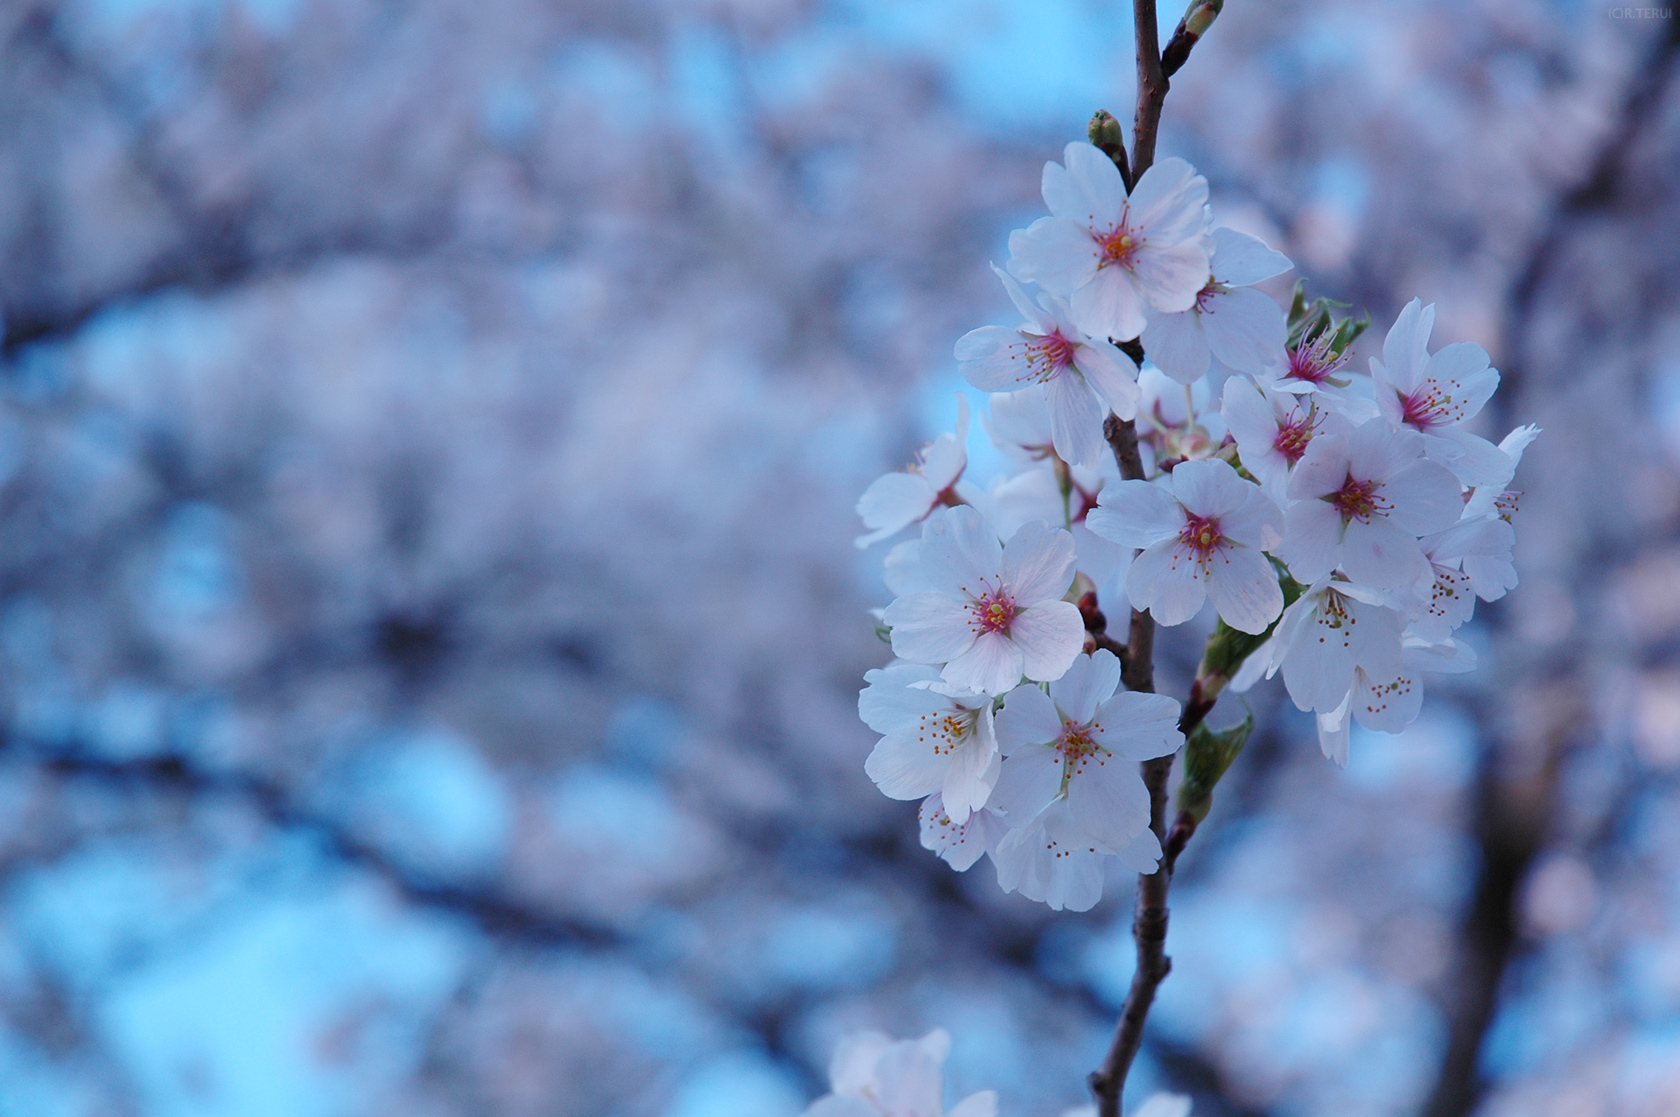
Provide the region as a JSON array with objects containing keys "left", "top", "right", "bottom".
[{"left": 0, "top": 1, "right": 1678, "bottom": 1115}]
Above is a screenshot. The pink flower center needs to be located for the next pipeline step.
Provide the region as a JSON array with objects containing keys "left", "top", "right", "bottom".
[
  {"left": 1025, "top": 331, "right": 1077, "bottom": 381},
  {"left": 1286, "top": 333, "right": 1350, "bottom": 385},
  {"left": 1399, "top": 379, "right": 1468, "bottom": 430},
  {"left": 1057, "top": 719, "right": 1110, "bottom": 777},
  {"left": 1059, "top": 722, "right": 1098, "bottom": 759},
  {"left": 1096, "top": 220, "right": 1140, "bottom": 269},
  {"left": 1273, "top": 415, "right": 1315, "bottom": 464},
  {"left": 1179, "top": 512, "right": 1226, "bottom": 557},
  {"left": 1329, "top": 473, "right": 1389, "bottom": 523},
  {"left": 1194, "top": 281, "right": 1221, "bottom": 313},
  {"left": 971, "top": 590, "right": 1017, "bottom": 635}
]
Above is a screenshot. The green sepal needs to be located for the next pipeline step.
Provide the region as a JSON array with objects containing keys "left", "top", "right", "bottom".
[
  {"left": 1286, "top": 281, "right": 1369, "bottom": 357},
  {"left": 1176, "top": 707, "right": 1254, "bottom": 824}
]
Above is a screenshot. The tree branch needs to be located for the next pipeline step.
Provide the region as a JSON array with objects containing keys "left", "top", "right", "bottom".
[
  {"left": 22, "top": 744, "right": 619, "bottom": 950},
  {"left": 1130, "top": 0, "right": 1169, "bottom": 177},
  {"left": 1087, "top": 0, "right": 1228, "bottom": 1102},
  {"left": 1419, "top": 20, "right": 1680, "bottom": 1116}
]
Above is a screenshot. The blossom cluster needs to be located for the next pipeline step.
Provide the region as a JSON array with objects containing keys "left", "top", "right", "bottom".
[
  {"left": 855, "top": 142, "right": 1535, "bottom": 911},
  {"left": 796, "top": 1026, "right": 1189, "bottom": 1117}
]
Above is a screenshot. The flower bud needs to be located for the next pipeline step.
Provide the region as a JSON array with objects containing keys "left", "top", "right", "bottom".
[{"left": 1183, "top": 0, "right": 1222, "bottom": 39}]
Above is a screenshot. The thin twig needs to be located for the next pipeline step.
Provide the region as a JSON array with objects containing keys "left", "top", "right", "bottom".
[
  {"left": 1088, "top": 3, "right": 1192, "bottom": 1110},
  {"left": 1130, "top": 0, "right": 1168, "bottom": 178}
]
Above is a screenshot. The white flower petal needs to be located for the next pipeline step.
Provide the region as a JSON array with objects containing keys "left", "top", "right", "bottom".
[
  {"left": 1127, "top": 538, "right": 1207, "bottom": 626},
  {"left": 1011, "top": 601, "right": 1085, "bottom": 682},
  {"left": 1316, "top": 692, "right": 1353, "bottom": 767},
  {"left": 1140, "top": 308, "right": 1210, "bottom": 384},
  {"left": 943, "top": 630, "right": 1026, "bottom": 696},
  {"left": 1126, "top": 156, "right": 1208, "bottom": 244},
  {"left": 1340, "top": 515, "right": 1432, "bottom": 591},
  {"left": 1351, "top": 666, "right": 1423, "bottom": 733},
  {"left": 1073, "top": 339, "right": 1140, "bottom": 419},
  {"left": 1000, "top": 519, "right": 1078, "bottom": 604},
  {"left": 1169, "top": 458, "right": 1250, "bottom": 520},
  {"left": 1066, "top": 760, "right": 1150, "bottom": 851},
  {"left": 1205, "top": 544, "right": 1284, "bottom": 634},
  {"left": 1047, "top": 141, "right": 1127, "bottom": 226},
  {"left": 956, "top": 326, "right": 1041, "bottom": 392},
  {"left": 942, "top": 707, "right": 998, "bottom": 823},
  {"left": 1091, "top": 691, "right": 1183, "bottom": 759},
  {"left": 856, "top": 471, "right": 934, "bottom": 544},
  {"left": 1379, "top": 298, "right": 1433, "bottom": 393},
  {"left": 1071, "top": 266, "right": 1149, "bottom": 342},
  {"left": 1008, "top": 216, "right": 1099, "bottom": 295},
  {"left": 1050, "top": 648, "right": 1123, "bottom": 725},
  {"left": 1112, "top": 826, "right": 1163, "bottom": 873},
  {"left": 857, "top": 662, "right": 945, "bottom": 733},
  {"left": 1202, "top": 285, "right": 1288, "bottom": 376},
  {"left": 1276, "top": 499, "right": 1345, "bottom": 584},
  {"left": 918, "top": 506, "right": 1003, "bottom": 598},
  {"left": 884, "top": 592, "right": 976, "bottom": 664},
  {"left": 1087, "top": 478, "right": 1182, "bottom": 549},
  {"left": 1209, "top": 227, "right": 1292, "bottom": 286},
  {"left": 994, "top": 683, "right": 1063, "bottom": 753},
  {"left": 990, "top": 745, "right": 1063, "bottom": 819},
  {"left": 1045, "top": 370, "right": 1108, "bottom": 469},
  {"left": 865, "top": 729, "right": 954, "bottom": 802},
  {"left": 1132, "top": 239, "right": 1211, "bottom": 313},
  {"left": 1423, "top": 428, "right": 1513, "bottom": 489},
  {"left": 1380, "top": 458, "right": 1464, "bottom": 535}
]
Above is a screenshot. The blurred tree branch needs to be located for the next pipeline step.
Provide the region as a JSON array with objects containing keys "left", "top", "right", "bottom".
[
  {"left": 18, "top": 743, "right": 620, "bottom": 949},
  {"left": 1420, "top": 18, "right": 1680, "bottom": 1117}
]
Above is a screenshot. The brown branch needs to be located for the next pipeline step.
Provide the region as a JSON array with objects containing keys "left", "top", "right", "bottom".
[
  {"left": 1089, "top": 749, "right": 1172, "bottom": 1117},
  {"left": 1130, "top": 0, "right": 1169, "bottom": 178},
  {"left": 1086, "top": 0, "right": 1228, "bottom": 1100}
]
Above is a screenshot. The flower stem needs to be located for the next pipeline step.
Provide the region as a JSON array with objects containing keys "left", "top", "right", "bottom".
[{"left": 1088, "top": 3, "right": 1217, "bottom": 1110}]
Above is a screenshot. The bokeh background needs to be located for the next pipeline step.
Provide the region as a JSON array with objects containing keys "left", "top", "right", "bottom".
[{"left": 1, "top": 1, "right": 1678, "bottom": 1115}]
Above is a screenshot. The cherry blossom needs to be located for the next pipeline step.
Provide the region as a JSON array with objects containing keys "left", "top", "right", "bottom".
[
  {"left": 1369, "top": 298, "right": 1510, "bottom": 487},
  {"left": 855, "top": 398, "right": 976, "bottom": 549},
  {"left": 1007, "top": 143, "right": 1211, "bottom": 342},
  {"left": 919, "top": 791, "right": 1009, "bottom": 872},
  {"left": 1253, "top": 577, "right": 1405, "bottom": 717},
  {"left": 1315, "top": 635, "right": 1479, "bottom": 765},
  {"left": 800, "top": 1029, "right": 996, "bottom": 1117},
  {"left": 955, "top": 269, "right": 1139, "bottom": 468},
  {"left": 1276, "top": 418, "right": 1463, "bottom": 591},
  {"left": 1409, "top": 514, "right": 1517, "bottom": 641},
  {"left": 858, "top": 662, "right": 999, "bottom": 824},
  {"left": 1274, "top": 330, "right": 1351, "bottom": 392},
  {"left": 990, "top": 649, "right": 1182, "bottom": 853},
  {"left": 1220, "top": 374, "right": 1343, "bottom": 500},
  {"left": 1463, "top": 422, "right": 1541, "bottom": 520},
  {"left": 882, "top": 507, "right": 1085, "bottom": 696},
  {"left": 1086, "top": 459, "right": 1285, "bottom": 633},
  {"left": 1141, "top": 227, "right": 1293, "bottom": 384},
  {"left": 991, "top": 798, "right": 1162, "bottom": 912}
]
